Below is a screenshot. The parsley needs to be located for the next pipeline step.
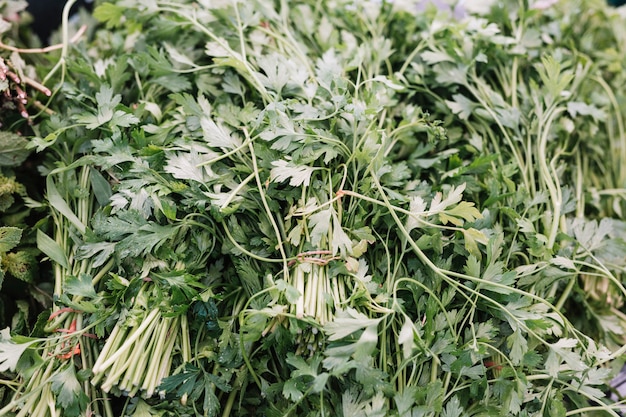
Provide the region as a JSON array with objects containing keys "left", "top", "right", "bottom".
[{"left": 2, "top": 0, "right": 626, "bottom": 416}]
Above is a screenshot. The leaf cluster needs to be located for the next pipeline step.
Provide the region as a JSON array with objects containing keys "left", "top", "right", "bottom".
[{"left": 3, "top": 0, "right": 626, "bottom": 416}]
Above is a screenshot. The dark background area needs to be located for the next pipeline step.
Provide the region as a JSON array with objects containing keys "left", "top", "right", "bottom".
[{"left": 26, "top": 0, "right": 94, "bottom": 44}]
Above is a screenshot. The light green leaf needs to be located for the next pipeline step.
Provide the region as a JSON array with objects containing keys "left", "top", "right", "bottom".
[
  {"left": 567, "top": 101, "right": 605, "bottom": 121},
  {"left": 324, "top": 308, "right": 382, "bottom": 341},
  {"left": 442, "top": 396, "right": 465, "bottom": 417},
  {"left": 93, "top": 3, "right": 126, "bottom": 28},
  {"left": 331, "top": 210, "right": 352, "bottom": 257},
  {"left": 312, "top": 373, "right": 330, "bottom": 393},
  {"left": 275, "top": 279, "right": 301, "bottom": 304},
  {"left": 551, "top": 256, "right": 577, "bottom": 271},
  {"left": 46, "top": 177, "right": 86, "bottom": 235},
  {"left": 421, "top": 50, "right": 454, "bottom": 64},
  {"left": 446, "top": 94, "right": 476, "bottom": 120},
  {"left": 201, "top": 117, "right": 240, "bottom": 149},
  {"left": 270, "top": 159, "right": 316, "bottom": 187},
  {"left": 406, "top": 196, "right": 427, "bottom": 231},
  {"left": 394, "top": 386, "right": 418, "bottom": 416},
  {"left": 398, "top": 317, "right": 416, "bottom": 360},
  {"left": 110, "top": 110, "right": 140, "bottom": 127},
  {"left": 164, "top": 42, "right": 197, "bottom": 67},
  {"left": 371, "top": 75, "right": 405, "bottom": 91},
  {"left": 545, "top": 338, "right": 586, "bottom": 377},
  {"left": 76, "top": 241, "right": 115, "bottom": 268},
  {"left": 464, "top": 256, "right": 481, "bottom": 278},
  {"left": 0, "top": 19, "right": 11, "bottom": 35},
  {"left": 441, "top": 201, "right": 482, "bottom": 225},
  {"left": 506, "top": 329, "right": 528, "bottom": 366},
  {"left": 430, "top": 183, "right": 466, "bottom": 213},
  {"left": 343, "top": 389, "right": 368, "bottom": 417},
  {"left": 37, "top": 229, "right": 69, "bottom": 270},
  {"left": 0, "top": 327, "right": 37, "bottom": 372},
  {"left": 474, "top": 321, "right": 498, "bottom": 341},
  {"left": 308, "top": 208, "right": 331, "bottom": 248},
  {"left": 165, "top": 151, "right": 210, "bottom": 183}
]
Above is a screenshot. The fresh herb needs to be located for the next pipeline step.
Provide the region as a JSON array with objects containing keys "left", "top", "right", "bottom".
[{"left": 2, "top": 0, "right": 626, "bottom": 416}]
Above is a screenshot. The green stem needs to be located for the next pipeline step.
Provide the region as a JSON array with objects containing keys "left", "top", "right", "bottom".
[
  {"left": 93, "top": 308, "right": 160, "bottom": 374},
  {"left": 245, "top": 130, "right": 290, "bottom": 280}
]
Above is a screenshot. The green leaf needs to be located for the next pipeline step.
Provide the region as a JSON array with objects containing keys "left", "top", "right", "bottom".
[
  {"left": 37, "top": 229, "right": 69, "bottom": 270},
  {"left": 165, "top": 151, "right": 210, "bottom": 183},
  {"left": 331, "top": 209, "right": 352, "bottom": 257},
  {"left": 46, "top": 176, "right": 86, "bottom": 235},
  {"left": 324, "top": 308, "right": 382, "bottom": 341},
  {"left": 445, "top": 94, "right": 477, "bottom": 120},
  {"left": 545, "top": 339, "right": 586, "bottom": 377},
  {"left": 285, "top": 353, "right": 329, "bottom": 395},
  {"left": 270, "top": 159, "right": 316, "bottom": 187},
  {"left": 201, "top": 116, "right": 240, "bottom": 149},
  {"left": 0, "top": 226, "right": 22, "bottom": 252},
  {"left": 286, "top": 353, "right": 320, "bottom": 379},
  {"left": 276, "top": 279, "right": 301, "bottom": 304},
  {"left": 163, "top": 42, "right": 197, "bottom": 68},
  {"left": 158, "top": 363, "right": 203, "bottom": 399},
  {"left": 283, "top": 378, "right": 304, "bottom": 402},
  {"left": 440, "top": 201, "right": 482, "bottom": 226},
  {"left": 0, "top": 132, "right": 31, "bottom": 167},
  {"left": 110, "top": 110, "right": 140, "bottom": 128},
  {"left": 93, "top": 3, "right": 126, "bottom": 28},
  {"left": 130, "top": 399, "right": 167, "bottom": 417},
  {"left": 398, "top": 316, "right": 416, "bottom": 360},
  {"left": 548, "top": 395, "right": 567, "bottom": 417},
  {"left": 50, "top": 364, "right": 89, "bottom": 417},
  {"left": 507, "top": 329, "right": 528, "bottom": 366},
  {"left": 76, "top": 241, "right": 115, "bottom": 268},
  {"left": 4, "top": 250, "right": 37, "bottom": 282},
  {"left": 308, "top": 208, "right": 331, "bottom": 248},
  {"left": 117, "top": 221, "right": 180, "bottom": 258},
  {"left": 74, "top": 85, "right": 133, "bottom": 129},
  {"left": 480, "top": 262, "right": 517, "bottom": 294},
  {"left": 442, "top": 396, "right": 465, "bottom": 417},
  {"left": 63, "top": 273, "right": 97, "bottom": 298}
]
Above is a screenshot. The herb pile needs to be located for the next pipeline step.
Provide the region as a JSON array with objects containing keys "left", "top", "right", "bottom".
[{"left": 2, "top": 0, "right": 626, "bottom": 415}]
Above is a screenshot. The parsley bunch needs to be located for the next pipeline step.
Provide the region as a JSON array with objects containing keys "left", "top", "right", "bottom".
[{"left": 2, "top": 0, "right": 626, "bottom": 416}]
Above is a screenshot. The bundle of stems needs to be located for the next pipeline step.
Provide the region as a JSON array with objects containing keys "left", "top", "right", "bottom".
[
  {"left": 287, "top": 258, "right": 343, "bottom": 355},
  {"left": 91, "top": 279, "right": 192, "bottom": 398},
  {"left": 2, "top": 165, "right": 115, "bottom": 417}
]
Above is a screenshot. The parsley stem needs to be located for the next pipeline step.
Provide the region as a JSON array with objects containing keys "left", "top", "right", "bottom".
[
  {"left": 245, "top": 130, "right": 290, "bottom": 280},
  {"left": 93, "top": 308, "right": 160, "bottom": 374},
  {"left": 222, "top": 222, "right": 285, "bottom": 263}
]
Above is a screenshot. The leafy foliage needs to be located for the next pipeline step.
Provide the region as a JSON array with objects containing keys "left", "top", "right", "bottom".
[{"left": 2, "top": 0, "right": 626, "bottom": 416}]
